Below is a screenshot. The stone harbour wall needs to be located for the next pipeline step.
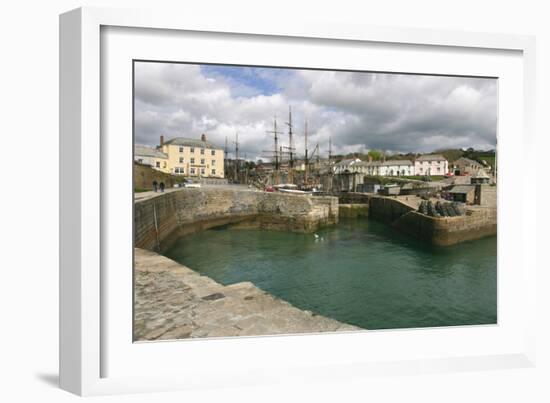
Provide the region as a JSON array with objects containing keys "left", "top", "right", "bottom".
[
  {"left": 134, "top": 248, "right": 360, "bottom": 341},
  {"left": 134, "top": 187, "right": 339, "bottom": 252},
  {"left": 392, "top": 207, "right": 497, "bottom": 246},
  {"left": 368, "top": 195, "right": 415, "bottom": 223},
  {"left": 339, "top": 203, "right": 370, "bottom": 218},
  {"left": 368, "top": 195, "right": 496, "bottom": 245}
]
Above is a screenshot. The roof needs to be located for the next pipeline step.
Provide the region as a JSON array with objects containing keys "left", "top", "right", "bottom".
[
  {"left": 416, "top": 154, "right": 447, "bottom": 162},
  {"left": 335, "top": 158, "right": 361, "bottom": 166},
  {"left": 134, "top": 145, "right": 168, "bottom": 159},
  {"left": 449, "top": 185, "right": 475, "bottom": 194},
  {"left": 163, "top": 137, "right": 222, "bottom": 150},
  {"left": 381, "top": 159, "right": 413, "bottom": 166},
  {"left": 355, "top": 161, "right": 380, "bottom": 167},
  {"left": 454, "top": 157, "right": 483, "bottom": 167},
  {"left": 472, "top": 169, "right": 490, "bottom": 178}
]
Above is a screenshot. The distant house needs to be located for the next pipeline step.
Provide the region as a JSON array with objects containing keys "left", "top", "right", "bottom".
[
  {"left": 354, "top": 160, "right": 379, "bottom": 176},
  {"left": 333, "top": 158, "right": 362, "bottom": 174},
  {"left": 414, "top": 154, "right": 448, "bottom": 176},
  {"left": 334, "top": 157, "right": 421, "bottom": 177},
  {"left": 134, "top": 144, "right": 169, "bottom": 172},
  {"left": 453, "top": 157, "right": 484, "bottom": 176},
  {"left": 379, "top": 160, "right": 414, "bottom": 176},
  {"left": 448, "top": 185, "right": 476, "bottom": 203}
]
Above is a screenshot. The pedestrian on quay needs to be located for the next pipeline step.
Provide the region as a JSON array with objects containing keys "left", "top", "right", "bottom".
[
  {"left": 152, "top": 180, "right": 158, "bottom": 192},
  {"left": 159, "top": 182, "right": 165, "bottom": 193}
]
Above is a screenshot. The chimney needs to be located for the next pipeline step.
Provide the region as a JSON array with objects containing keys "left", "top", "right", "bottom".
[
  {"left": 201, "top": 133, "right": 206, "bottom": 142},
  {"left": 368, "top": 155, "right": 373, "bottom": 163},
  {"left": 160, "top": 135, "right": 164, "bottom": 146}
]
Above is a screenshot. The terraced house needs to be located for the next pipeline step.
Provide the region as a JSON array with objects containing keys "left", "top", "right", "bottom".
[
  {"left": 135, "top": 134, "right": 225, "bottom": 178},
  {"left": 414, "top": 154, "right": 449, "bottom": 176}
]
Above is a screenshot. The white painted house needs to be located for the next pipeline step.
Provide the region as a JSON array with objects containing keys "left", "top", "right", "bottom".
[
  {"left": 354, "top": 159, "right": 414, "bottom": 176},
  {"left": 333, "top": 158, "right": 362, "bottom": 174},
  {"left": 379, "top": 160, "right": 414, "bottom": 176},
  {"left": 414, "top": 154, "right": 448, "bottom": 176},
  {"left": 134, "top": 144, "right": 169, "bottom": 172}
]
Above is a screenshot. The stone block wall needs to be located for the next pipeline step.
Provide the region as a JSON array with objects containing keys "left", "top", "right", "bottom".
[
  {"left": 134, "top": 188, "right": 339, "bottom": 252},
  {"left": 475, "top": 184, "right": 497, "bottom": 207},
  {"left": 368, "top": 194, "right": 496, "bottom": 245},
  {"left": 368, "top": 196, "right": 415, "bottom": 223},
  {"left": 393, "top": 208, "right": 497, "bottom": 246},
  {"left": 134, "top": 163, "right": 178, "bottom": 190}
]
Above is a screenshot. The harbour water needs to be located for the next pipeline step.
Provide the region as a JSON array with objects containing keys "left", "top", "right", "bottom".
[{"left": 165, "top": 219, "right": 497, "bottom": 330}]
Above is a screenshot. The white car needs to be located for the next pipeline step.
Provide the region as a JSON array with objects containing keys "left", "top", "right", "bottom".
[{"left": 183, "top": 182, "right": 201, "bottom": 188}]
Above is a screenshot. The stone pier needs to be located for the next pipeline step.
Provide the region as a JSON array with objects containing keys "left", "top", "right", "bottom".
[
  {"left": 134, "top": 248, "right": 360, "bottom": 341},
  {"left": 134, "top": 187, "right": 339, "bottom": 253}
]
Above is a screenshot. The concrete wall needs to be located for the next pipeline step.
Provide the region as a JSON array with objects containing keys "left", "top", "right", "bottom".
[{"left": 134, "top": 188, "right": 339, "bottom": 252}]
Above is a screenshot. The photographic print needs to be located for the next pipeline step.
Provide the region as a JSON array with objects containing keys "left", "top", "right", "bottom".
[{"left": 133, "top": 61, "right": 497, "bottom": 341}]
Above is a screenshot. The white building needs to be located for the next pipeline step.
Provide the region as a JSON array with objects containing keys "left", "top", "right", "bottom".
[
  {"left": 333, "top": 158, "right": 362, "bottom": 174},
  {"left": 379, "top": 160, "right": 414, "bottom": 176},
  {"left": 414, "top": 154, "right": 448, "bottom": 176},
  {"left": 354, "top": 159, "right": 414, "bottom": 176},
  {"left": 134, "top": 144, "right": 169, "bottom": 172}
]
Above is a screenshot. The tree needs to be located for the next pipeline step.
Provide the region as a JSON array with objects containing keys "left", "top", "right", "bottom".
[{"left": 367, "top": 149, "right": 383, "bottom": 161}]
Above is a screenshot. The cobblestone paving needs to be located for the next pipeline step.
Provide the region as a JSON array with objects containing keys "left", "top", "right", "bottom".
[{"left": 134, "top": 248, "right": 361, "bottom": 341}]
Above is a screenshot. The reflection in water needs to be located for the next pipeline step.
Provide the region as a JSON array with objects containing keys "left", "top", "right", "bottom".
[{"left": 165, "top": 219, "right": 497, "bottom": 330}]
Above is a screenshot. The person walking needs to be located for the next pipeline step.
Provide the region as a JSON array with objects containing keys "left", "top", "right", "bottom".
[
  {"left": 152, "top": 180, "right": 158, "bottom": 192},
  {"left": 159, "top": 182, "right": 165, "bottom": 193}
]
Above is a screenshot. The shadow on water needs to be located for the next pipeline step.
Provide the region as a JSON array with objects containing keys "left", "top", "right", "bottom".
[{"left": 165, "top": 218, "right": 497, "bottom": 330}]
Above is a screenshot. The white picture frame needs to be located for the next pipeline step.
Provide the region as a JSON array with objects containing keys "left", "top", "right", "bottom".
[{"left": 60, "top": 6, "right": 537, "bottom": 396}]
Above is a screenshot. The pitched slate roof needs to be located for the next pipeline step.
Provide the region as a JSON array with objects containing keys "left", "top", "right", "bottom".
[
  {"left": 163, "top": 137, "right": 222, "bottom": 150},
  {"left": 335, "top": 158, "right": 361, "bottom": 166},
  {"left": 449, "top": 185, "right": 475, "bottom": 194},
  {"left": 454, "top": 157, "right": 483, "bottom": 167},
  {"left": 415, "top": 154, "right": 447, "bottom": 161},
  {"left": 381, "top": 159, "right": 413, "bottom": 166},
  {"left": 134, "top": 145, "right": 168, "bottom": 159}
]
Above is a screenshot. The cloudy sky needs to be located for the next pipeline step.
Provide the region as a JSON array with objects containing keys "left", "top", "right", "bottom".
[{"left": 134, "top": 61, "right": 497, "bottom": 160}]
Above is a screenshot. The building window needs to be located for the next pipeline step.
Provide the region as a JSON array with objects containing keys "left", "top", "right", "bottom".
[
  {"left": 211, "top": 160, "right": 216, "bottom": 165},
  {"left": 163, "top": 162, "right": 167, "bottom": 168},
  {"left": 190, "top": 168, "right": 196, "bottom": 174},
  {"left": 212, "top": 169, "right": 216, "bottom": 175},
  {"left": 137, "top": 158, "right": 143, "bottom": 164},
  {"left": 190, "top": 158, "right": 195, "bottom": 164},
  {"left": 155, "top": 161, "right": 160, "bottom": 168},
  {"left": 179, "top": 157, "right": 184, "bottom": 163},
  {"left": 179, "top": 147, "right": 184, "bottom": 153},
  {"left": 200, "top": 168, "right": 205, "bottom": 175},
  {"left": 174, "top": 167, "right": 184, "bottom": 174},
  {"left": 200, "top": 148, "right": 205, "bottom": 155},
  {"left": 211, "top": 150, "right": 216, "bottom": 156},
  {"left": 201, "top": 159, "right": 205, "bottom": 165},
  {"left": 190, "top": 147, "right": 195, "bottom": 153}
]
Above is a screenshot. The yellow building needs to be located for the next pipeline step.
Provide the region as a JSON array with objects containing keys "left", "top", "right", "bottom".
[
  {"left": 159, "top": 134, "right": 225, "bottom": 178},
  {"left": 135, "top": 134, "right": 225, "bottom": 178}
]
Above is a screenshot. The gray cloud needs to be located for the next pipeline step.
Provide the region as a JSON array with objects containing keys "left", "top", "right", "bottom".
[{"left": 134, "top": 62, "right": 497, "bottom": 160}]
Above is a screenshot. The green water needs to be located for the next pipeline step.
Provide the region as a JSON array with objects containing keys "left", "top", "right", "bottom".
[{"left": 165, "top": 219, "right": 497, "bottom": 330}]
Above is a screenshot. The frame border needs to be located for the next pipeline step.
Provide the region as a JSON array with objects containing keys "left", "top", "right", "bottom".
[{"left": 59, "top": 6, "right": 537, "bottom": 396}]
